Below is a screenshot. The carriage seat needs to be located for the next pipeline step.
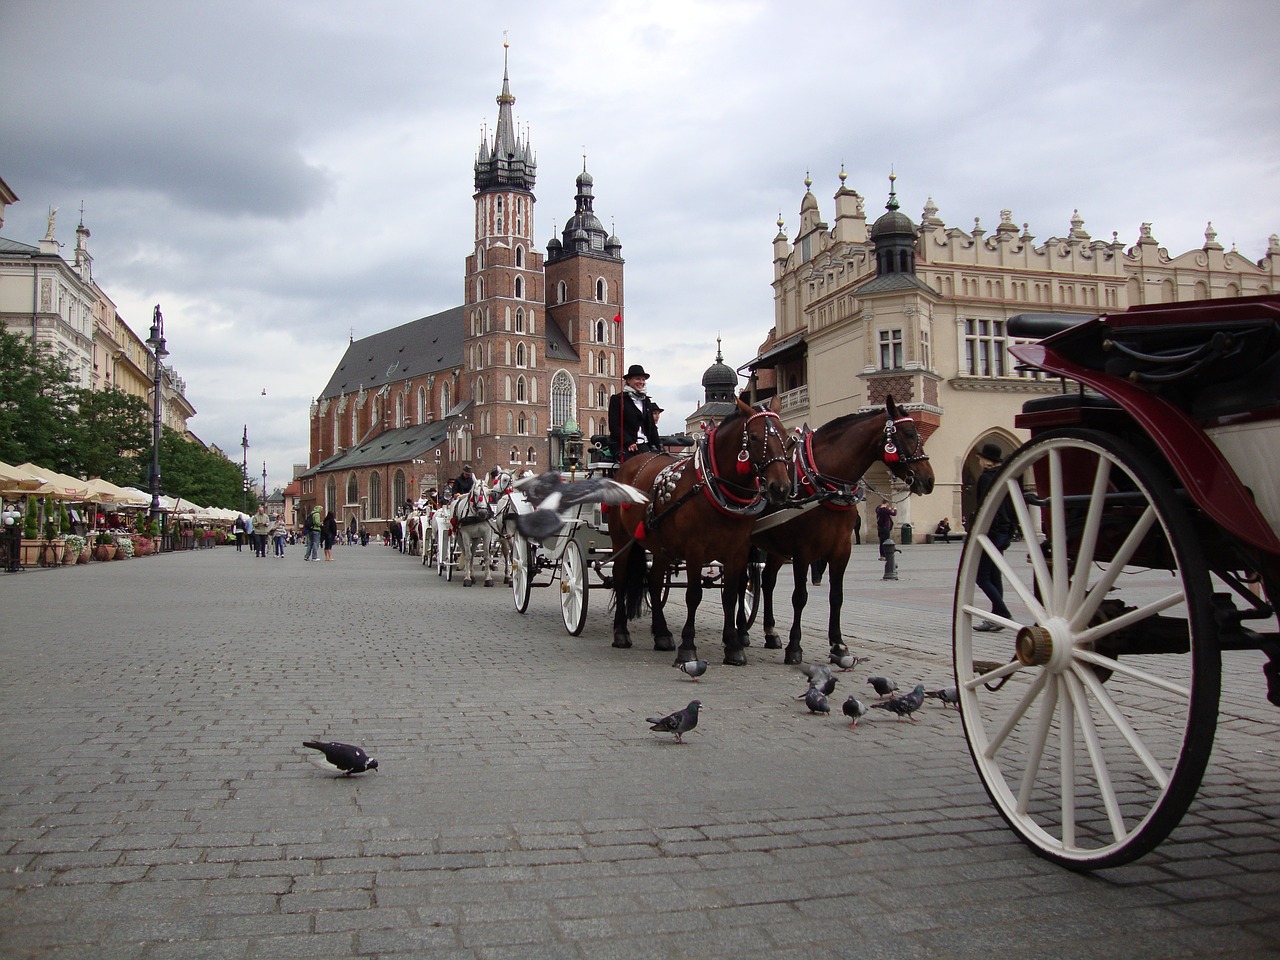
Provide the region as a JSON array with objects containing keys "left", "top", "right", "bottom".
[{"left": 1008, "top": 313, "right": 1091, "bottom": 339}]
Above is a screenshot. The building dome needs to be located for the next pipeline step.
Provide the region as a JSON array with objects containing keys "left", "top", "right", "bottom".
[
  {"left": 701, "top": 340, "right": 738, "bottom": 401},
  {"left": 869, "top": 172, "right": 916, "bottom": 240}
]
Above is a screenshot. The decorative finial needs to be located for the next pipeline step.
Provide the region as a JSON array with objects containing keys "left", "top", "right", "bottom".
[
  {"left": 777, "top": 211, "right": 785, "bottom": 229},
  {"left": 716, "top": 335, "right": 723, "bottom": 363},
  {"left": 582, "top": 146, "right": 587, "bottom": 172},
  {"left": 838, "top": 162, "right": 847, "bottom": 184},
  {"left": 886, "top": 169, "right": 899, "bottom": 212},
  {"left": 804, "top": 171, "right": 812, "bottom": 191}
]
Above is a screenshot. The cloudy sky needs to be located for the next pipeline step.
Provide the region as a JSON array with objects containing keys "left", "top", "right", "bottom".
[{"left": 3, "top": 0, "right": 1276, "bottom": 490}]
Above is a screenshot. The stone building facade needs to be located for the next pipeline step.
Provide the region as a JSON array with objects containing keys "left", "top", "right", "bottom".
[
  {"left": 748, "top": 169, "right": 1280, "bottom": 538},
  {"left": 300, "top": 50, "right": 628, "bottom": 528}
]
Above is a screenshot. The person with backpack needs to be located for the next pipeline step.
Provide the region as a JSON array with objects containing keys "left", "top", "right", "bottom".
[{"left": 302, "top": 505, "right": 322, "bottom": 561}]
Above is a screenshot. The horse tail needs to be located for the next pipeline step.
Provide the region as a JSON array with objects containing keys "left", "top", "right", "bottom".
[{"left": 612, "top": 542, "right": 650, "bottom": 621}]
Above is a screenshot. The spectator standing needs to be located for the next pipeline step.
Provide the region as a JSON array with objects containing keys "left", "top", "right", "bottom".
[
  {"left": 875, "top": 499, "right": 897, "bottom": 558},
  {"left": 303, "top": 506, "right": 323, "bottom": 561},
  {"left": 322, "top": 510, "right": 338, "bottom": 561}
]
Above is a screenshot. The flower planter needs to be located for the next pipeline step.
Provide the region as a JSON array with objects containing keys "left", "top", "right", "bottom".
[
  {"left": 93, "top": 543, "right": 117, "bottom": 562},
  {"left": 61, "top": 544, "right": 77, "bottom": 564},
  {"left": 79, "top": 548, "right": 91, "bottom": 564}
]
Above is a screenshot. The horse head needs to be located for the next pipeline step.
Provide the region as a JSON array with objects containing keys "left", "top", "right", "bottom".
[
  {"left": 709, "top": 398, "right": 790, "bottom": 506},
  {"left": 882, "top": 395, "right": 934, "bottom": 495}
]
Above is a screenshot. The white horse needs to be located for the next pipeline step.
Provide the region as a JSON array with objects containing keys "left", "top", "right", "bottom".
[
  {"left": 450, "top": 479, "right": 496, "bottom": 586},
  {"left": 484, "top": 470, "right": 521, "bottom": 586}
]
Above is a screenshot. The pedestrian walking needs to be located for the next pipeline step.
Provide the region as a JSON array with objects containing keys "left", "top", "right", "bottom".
[
  {"left": 303, "top": 506, "right": 322, "bottom": 561},
  {"left": 272, "top": 514, "right": 287, "bottom": 558},
  {"left": 973, "top": 443, "right": 1015, "bottom": 631},
  {"left": 251, "top": 505, "right": 271, "bottom": 558}
]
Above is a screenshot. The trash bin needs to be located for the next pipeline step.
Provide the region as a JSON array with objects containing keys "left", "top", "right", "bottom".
[{"left": 901, "top": 522, "right": 913, "bottom": 545}]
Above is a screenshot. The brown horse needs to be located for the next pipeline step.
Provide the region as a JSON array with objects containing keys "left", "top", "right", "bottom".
[
  {"left": 609, "top": 398, "right": 791, "bottom": 666},
  {"left": 753, "top": 396, "right": 935, "bottom": 665}
]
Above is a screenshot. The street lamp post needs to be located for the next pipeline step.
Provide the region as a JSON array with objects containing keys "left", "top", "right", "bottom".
[
  {"left": 241, "top": 425, "right": 249, "bottom": 513},
  {"left": 262, "top": 461, "right": 268, "bottom": 514},
  {"left": 146, "top": 305, "right": 169, "bottom": 549}
]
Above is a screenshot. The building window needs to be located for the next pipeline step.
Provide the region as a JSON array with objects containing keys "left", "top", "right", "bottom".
[
  {"left": 475, "top": 377, "right": 485, "bottom": 404},
  {"left": 516, "top": 375, "right": 526, "bottom": 403},
  {"left": 527, "top": 446, "right": 536, "bottom": 464},
  {"left": 518, "top": 413, "right": 527, "bottom": 435},
  {"left": 596, "top": 352, "right": 608, "bottom": 375},
  {"left": 393, "top": 470, "right": 406, "bottom": 508},
  {"left": 596, "top": 384, "right": 607, "bottom": 408},
  {"left": 920, "top": 327, "right": 931, "bottom": 370},
  {"left": 347, "top": 474, "right": 358, "bottom": 505},
  {"left": 326, "top": 477, "right": 337, "bottom": 513},
  {"left": 515, "top": 308, "right": 524, "bottom": 333},
  {"left": 515, "top": 246, "right": 524, "bottom": 268},
  {"left": 514, "top": 276, "right": 523, "bottom": 299},
  {"left": 595, "top": 278, "right": 606, "bottom": 302},
  {"left": 964, "top": 318, "right": 1012, "bottom": 377},
  {"left": 510, "top": 445, "right": 519, "bottom": 463},
  {"left": 551, "top": 370, "right": 573, "bottom": 426},
  {"left": 595, "top": 320, "right": 605, "bottom": 343},
  {"left": 557, "top": 280, "right": 567, "bottom": 304},
  {"left": 878, "top": 329, "right": 903, "bottom": 370},
  {"left": 441, "top": 380, "right": 451, "bottom": 419},
  {"left": 417, "top": 386, "right": 427, "bottom": 423},
  {"left": 369, "top": 471, "right": 382, "bottom": 519},
  {"left": 495, "top": 196, "right": 503, "bottom": 233},
  {"left": 516, "top": 342, "right": 526, "bottom": 367}
]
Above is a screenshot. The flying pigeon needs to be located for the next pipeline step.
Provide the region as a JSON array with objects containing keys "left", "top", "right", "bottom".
[
  {"left": 870, "top": 684, "right": 926, "bottom": 721},
  {"left": 302, "top": 740, "right": 379, "bottom": 776},
  {"left": 513, "top": 471, "right": 648, "bottom": 540},
  {"left": 646, "top": 700, "right": 702, "bottom": 743},
  {"left": 802, "top": 686, "right": 831, "bottom": 714},
  {"left": 842, "top": 695, "right": 868, "bottom": 728},
  {"left": 867, "top": 676, "right": 898, "bottom": 698},
  {"left": 799, "top": 663, "right": 837, "bottom": 695},
  {"left": 676, "top": 659, "right": 708, "bottom": 682},
  {"left": 925, "top": 686, "right": 961, "bottom": 708},
  {"left": 831, "top": 652, "right": 871, "bottom": 672}
]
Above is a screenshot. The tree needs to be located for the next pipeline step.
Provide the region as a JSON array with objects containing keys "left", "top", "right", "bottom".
[
  {"left": 0, "top": 330, "right": 78, "bottom": 468},
  {"left": 67, "top": 387, "right": 150, "bottom": 485},
  {"left": 153, "top": 427, "right": 253, "bottom": 510}
]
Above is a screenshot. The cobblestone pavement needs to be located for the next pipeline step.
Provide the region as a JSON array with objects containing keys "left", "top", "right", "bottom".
[{"left": 2, "top": 539, "right": 1277, "bottom": 959}]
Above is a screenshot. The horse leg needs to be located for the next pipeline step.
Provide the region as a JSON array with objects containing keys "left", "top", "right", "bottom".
[
  {"left": 648, "top": 559, "right": 674, "bottom": 651},
  {"left": 612, "top": 542, "right": 645, "bottom": 648},
  {"left": 482, "top": 532, "right": 495, "bottom": 586},
  {"left": 718, "top": 571, "right": 747, "bottom": 667},
  {"left": 827, "top": 554, "right": 851, "bottom": 655},
  {"left": 784, "top": 557, "right": 808, "bottom": 665},
  {"left": 761, "top": 557, "right": 783, "bottom": 649}
]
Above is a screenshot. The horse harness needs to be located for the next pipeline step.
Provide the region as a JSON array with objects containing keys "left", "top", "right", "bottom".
[{"left": 636, "top": 410, "right": 786, "bottom": 553}]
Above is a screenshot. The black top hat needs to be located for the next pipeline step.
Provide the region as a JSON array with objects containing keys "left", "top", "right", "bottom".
[
  {"left": 462, "top": 464, "right": 473, "bottom": 473},
  {"left": 977, "top": 443, "right": 1004, "bottom": 463},
  {"left": 623, "top": 364, "right": 650, "bottom": 380}
]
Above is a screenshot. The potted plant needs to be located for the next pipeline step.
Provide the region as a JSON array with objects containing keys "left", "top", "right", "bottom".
[
  {"left": 40, "top": 499, "right": 63, "bottom": 566},
  {"left": 93, "top": 530, "right": 117, "bottom": 561},
  {"left": 131, "top": 534, "right": 152, "bottom": 557},
  {"left": 113, "top": 534, "right": 135, "bottom": 559},
  {"left": 64, "top": 533, "right": 88, "bottom": 564},
  {"left": 20, "top": 499, "right": 40, "bottom": 565}
]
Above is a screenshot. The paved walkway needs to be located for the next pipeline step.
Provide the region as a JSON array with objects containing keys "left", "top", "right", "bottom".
[{"left": 1, "top": 540, "right": 1277, "bottom": 958}]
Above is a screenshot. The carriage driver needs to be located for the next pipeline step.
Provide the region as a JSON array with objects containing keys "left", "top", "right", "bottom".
[
  {"left": 608, "top": 364, "right": 661, "bottom": 461},
  {"left": 450, "top": 464, "right": 476, "bottom": 498}
]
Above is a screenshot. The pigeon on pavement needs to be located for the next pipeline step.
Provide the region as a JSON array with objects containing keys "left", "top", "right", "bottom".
[
  {"left": 513, "top": 472, "right": 648, "bottom": 540},
  {"left": 802, "top": 686, "right": 831, "bottom": 714},
  {"left": 676, "top": 659, "right": 708, "bottom": 682},
  {"left": 867, "top": 676, "right": 898, "bottom": 698},
  {"left": 870, "top": 684, "right": 926, "bottom": 721},
  {"left": 842, "top": 696, "right": 868, "bottom": 728},
  {"left": 926, "top": 686, "right": 960, "bottom": 708},
  {"left": 831, "top": 652, "right": 871, "bottom": 672},
  {"left": 646, "top": 700, "right": 702, "bottom": 743},
  {"left": 303, "top": 740, "right": 379, "bottom": 776},
  {"left": 799, "top": 663, "right": 838, "bottom": 696}
]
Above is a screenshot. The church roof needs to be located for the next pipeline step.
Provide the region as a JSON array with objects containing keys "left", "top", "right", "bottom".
[
  {"left": 852, "top": 271, "right": 938, "bottom": 296},
  {"left": 318, "top": 305, "right": 464, "bottom": 401},
  {"left": 543, "top": 315, "right": 579, "bottom": 366}
]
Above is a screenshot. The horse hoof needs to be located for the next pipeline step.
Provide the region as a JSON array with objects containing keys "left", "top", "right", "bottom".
[
  {"left": 673, "top": 647, "right": 698, "bottom": 666},
  {"left": 763, "top": 635, "right": 782, "bottom": 650},
  {"left": 463, "top": 580, "right": 473, "bottom": 588},
  {"left": 484, "top": 581, "right": 494, "bottom": 587},
  {"left": 653, "top": 636, "right": 675, "bottom": 652},
  {"left": 723, "top": 648, "right": 747, "bottom": 667},
  {"left": 740, "top": 636, "right": 751, "bottom": 647},
  {"left": 784, "top": 647, "right": 804, "bottom": 666},
  {"left": 612, "top": 635, "right": 632, "bottom": 649},
  {"left": 830, "top": 644, "right": 849, "bottom": 657}
]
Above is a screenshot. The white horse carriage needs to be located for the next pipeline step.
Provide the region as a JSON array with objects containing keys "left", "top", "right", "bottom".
[
  {"left": 507, "top": 435, "right": 763, "bottom": 637},
  {"left": 428, "top": 473, "right": 517, "bottom": 586}
]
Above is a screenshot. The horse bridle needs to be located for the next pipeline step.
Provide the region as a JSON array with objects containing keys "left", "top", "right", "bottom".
[{"left": 706, "top": 410, "right": 788, "bottom": 508}]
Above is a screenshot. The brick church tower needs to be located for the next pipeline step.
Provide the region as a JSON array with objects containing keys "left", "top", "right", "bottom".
[{"left": 463, "top": 44, "right": 625, "bottom": 473}]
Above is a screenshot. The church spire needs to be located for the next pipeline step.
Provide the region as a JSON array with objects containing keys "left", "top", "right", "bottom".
[{"left": 474, "top": 40, "right": 537, "bottom": 193}]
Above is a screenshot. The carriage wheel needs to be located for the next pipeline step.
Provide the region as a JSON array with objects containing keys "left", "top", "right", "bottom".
[
  {"left": 954, "top": 428, "right": 1218, "bottom": 870},
  {"left": 512, "top": 533, "right": 533, "bottom": 614},
  {"left": 444, "top": 535, "right": 455, "bottom": 581},
  {"left": 560, "top": 539, "right": 589, "bottom": 636}
]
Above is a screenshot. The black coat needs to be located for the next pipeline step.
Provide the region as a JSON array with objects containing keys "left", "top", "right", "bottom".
[{"left": 608, "top": 390, "right": 659, "bottom": 458}]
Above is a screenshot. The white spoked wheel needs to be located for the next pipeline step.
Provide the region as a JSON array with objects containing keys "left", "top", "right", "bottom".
[
  {"left": 445, "top": 536, "right": 455, "bottom": 582},
  {"left": 560, "top": 539, "right": 589, "bottom": 636},
  {"left": 436, "top": 528, "right": 450, "bottom": 577},
  {"left": 954, "top": 428, "right": 1218, "bottom": 870},
  {"left": 743, "top": 559, "right": 762, "bottom": 630},
  {"left": 512, "top": 533, "right": 532, "bottom": 614}
]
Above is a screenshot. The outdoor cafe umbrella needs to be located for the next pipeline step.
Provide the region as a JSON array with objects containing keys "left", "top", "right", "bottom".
[
  {"left": 0, "top": 460, "right": 49, "bottom": 494},
  {"left": 13, "top": 463, "right": 90, "bottom": 501}
]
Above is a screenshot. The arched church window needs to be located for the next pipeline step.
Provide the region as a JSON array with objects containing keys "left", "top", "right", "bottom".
[{"left": 596, "top": 278, "right": 606, "bottom": 302}]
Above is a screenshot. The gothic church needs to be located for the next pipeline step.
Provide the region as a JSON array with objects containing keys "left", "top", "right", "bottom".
[{"left": 301, "top": 48, "right": 625, "bottom": 524}]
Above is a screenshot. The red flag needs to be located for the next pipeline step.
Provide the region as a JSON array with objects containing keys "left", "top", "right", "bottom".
[{"left": 612, "top": 312, "right": 622, "bottom": 323}]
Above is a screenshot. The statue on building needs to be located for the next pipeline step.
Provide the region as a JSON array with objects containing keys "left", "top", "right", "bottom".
[{"left": 44, "top": 206, "right": 58, "bottom": 241}]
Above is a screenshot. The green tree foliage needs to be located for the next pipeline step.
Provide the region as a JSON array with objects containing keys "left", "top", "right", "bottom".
[
  {"left": 0, "top": 329, "right": 78, "bottom": 467},
  {"left": 67, "top": 387, "right": 151, "bottom": 485},
  {"left": 153, "top": 427, "right": 253, "bottom": 510}
]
